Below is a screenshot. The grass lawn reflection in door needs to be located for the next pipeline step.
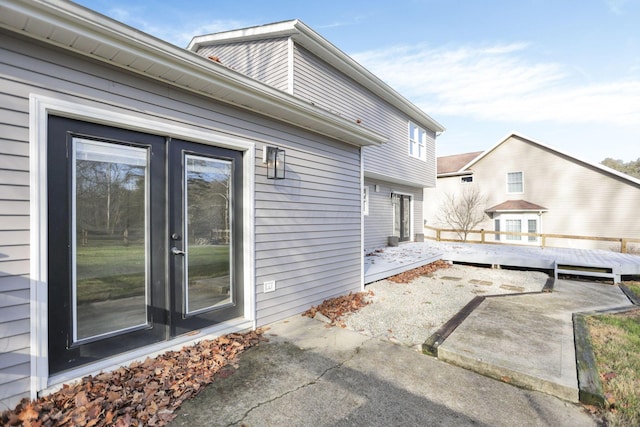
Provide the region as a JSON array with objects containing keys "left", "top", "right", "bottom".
[
  {"left": 170, "top": 140, "right": 243, "bottom": 336},
  {"left": 183, "top": 155, "right": 232, "bottom": 313},
  {"left": 73, "top": 140, "right": 149, "bottom": 342}
]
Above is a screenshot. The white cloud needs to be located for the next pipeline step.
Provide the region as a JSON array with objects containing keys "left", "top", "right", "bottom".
[
  {"left": 104, "top": 6, "right": 247, "bottom": 47},
  {"left": 352, "top": 42, "right": 640, "bottom": 127},
  {"left": 606, "top": 0, "right": 629, "bottom": 14}
]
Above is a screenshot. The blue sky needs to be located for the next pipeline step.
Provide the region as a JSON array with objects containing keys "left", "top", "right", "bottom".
[{"left": 75, "top": 0, "right": 640, "bottom": 163}]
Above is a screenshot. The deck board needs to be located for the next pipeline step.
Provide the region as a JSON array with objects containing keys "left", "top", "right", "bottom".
[{"left": 364, "top": 241, "right": 640, "bottom": 284}]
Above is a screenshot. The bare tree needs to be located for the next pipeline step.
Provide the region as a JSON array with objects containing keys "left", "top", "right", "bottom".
[{"left": 437, "top": 185, "right": 487, "bottom": 241}]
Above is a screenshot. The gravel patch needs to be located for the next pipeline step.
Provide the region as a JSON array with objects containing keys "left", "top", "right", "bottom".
[{"left": 342, "top": 264, "right": 549, "bottom": 349}]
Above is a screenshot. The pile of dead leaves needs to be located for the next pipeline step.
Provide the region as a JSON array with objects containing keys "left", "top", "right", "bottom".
[
  {"left": 1, "top": 330, "right": 266, "bottom": 427},
  {"left": 302, "top": 290, "right": 374, "bottom": 326},
  {"left": 386, "top": 260, "right": 450, "bottom": 284}
]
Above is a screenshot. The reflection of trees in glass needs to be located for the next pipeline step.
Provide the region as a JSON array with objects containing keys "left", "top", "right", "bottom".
[
  {"left": 76, "top": 160, "right": 146, "bottom": 243},
  {"left": 186, "top": 158, "right": 231, "bottom": 245}
]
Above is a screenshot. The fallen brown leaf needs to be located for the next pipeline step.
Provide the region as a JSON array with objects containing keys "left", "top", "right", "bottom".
[
  {"left": 386, "top": 260, "right": 450, "bottom": 283},
  {"left": 1, "top": 329, "right": 267, "bottom": 426}
]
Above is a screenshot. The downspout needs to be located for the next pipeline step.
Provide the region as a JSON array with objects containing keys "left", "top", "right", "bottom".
[{"left": 360, "top": 147, "right": 365, "bottom": 291}]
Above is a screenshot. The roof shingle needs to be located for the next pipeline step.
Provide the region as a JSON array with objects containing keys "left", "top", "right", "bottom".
[
  {"left": 486, "top": 200, "right": 548, "bottom": 212},
  {"left": 437, "top": 151, "right": 483, "bottom": 174}
]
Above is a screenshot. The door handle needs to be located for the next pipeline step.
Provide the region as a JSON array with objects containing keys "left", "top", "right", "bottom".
[{"left": 171, "top": 247, "right": 186, "bottom": 256}]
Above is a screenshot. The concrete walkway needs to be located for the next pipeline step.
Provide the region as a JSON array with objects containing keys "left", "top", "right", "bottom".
[
  {"left": 170, "top": 315, "right": 598, "bottom": 426},
  {"left": 437, "top": 279, "right": 634, "bottom": 402}
]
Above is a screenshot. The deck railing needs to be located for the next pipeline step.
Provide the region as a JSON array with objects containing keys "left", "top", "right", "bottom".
[{"left": 423, "top": 225, "right": 640, "bottom": 254}]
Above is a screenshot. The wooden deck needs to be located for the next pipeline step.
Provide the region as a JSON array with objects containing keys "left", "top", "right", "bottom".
[
  {"left": 364, "top": 244, "right": 442, "bottom": 284},
  {"left": 364, "top": 242, "right": 640, "bottom": 284}
]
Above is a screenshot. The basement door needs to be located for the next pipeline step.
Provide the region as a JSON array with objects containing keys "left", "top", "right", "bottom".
[{"left": 47, "top": 116, "right": 243, "bottom": 375}]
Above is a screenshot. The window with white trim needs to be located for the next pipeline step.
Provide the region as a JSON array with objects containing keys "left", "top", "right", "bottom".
[
  {"left": 506, "top": 171, "right": 523, "bottom": 193},
  {"left": 461, "top": 175, "right": 473, "bottom": 183},
  {"left": 528, "top": 219, "right": 537, "bottom": 242},
  {"left": 408, "top": 122, "right": 427, "bottom": 161}
]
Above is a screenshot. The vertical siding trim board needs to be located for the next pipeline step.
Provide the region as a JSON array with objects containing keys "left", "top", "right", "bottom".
[
  {"left": 287, "top": 38, "right": 295, "bottom": 94},
  {"left": 28, "top": 94, "right": 257, "bottom": 399},
  {"left": 360, "top": 147, "right": 365, "bottom": 291}
]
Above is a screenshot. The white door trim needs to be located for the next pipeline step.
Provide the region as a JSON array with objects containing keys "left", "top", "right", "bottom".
[{"left": 29, "top": 93, "right": 256, "bottom": 398}]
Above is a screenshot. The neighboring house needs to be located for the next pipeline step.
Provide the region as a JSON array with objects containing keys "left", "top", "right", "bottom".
[
  {"left": 424, "top": 133, "right": 640, "bottom": 251},
  {"left": 187, "top": 20, "right": 445, "bottom": 250},
  {"left": 0, "top": 1, "right": 442, "bottom": 408}
]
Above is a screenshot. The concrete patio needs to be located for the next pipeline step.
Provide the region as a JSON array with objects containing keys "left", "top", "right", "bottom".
[
  {"left": 436, "top": 279, "right": 634, "bottom": 402},
  {"left": 363, "top": 240, "right": 640, "bottom": 402}
]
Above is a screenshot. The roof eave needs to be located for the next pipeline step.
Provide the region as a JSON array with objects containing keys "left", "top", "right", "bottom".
[
  {"left": 0, "top": 2, "right": 385, "bottom": 148},
  {"left": 189, "top": 19, "right": 446, "bottom": 134},
  {"left": 487, "top": 209, "right": 548, "bottom": 213},
  {"left": 437, "top": 171, "right": 473, "bottom": 178}
]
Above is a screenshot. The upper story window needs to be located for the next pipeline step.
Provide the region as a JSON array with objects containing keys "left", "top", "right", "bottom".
[
  {"left": 506, "top": 171, "right": 524, "bottom": 193},
  {"left": 461, "top": 175, "right": 473, "bottom": 183},
  {"left": 408, "top": 122, "right": 427, "bottom": 161}
]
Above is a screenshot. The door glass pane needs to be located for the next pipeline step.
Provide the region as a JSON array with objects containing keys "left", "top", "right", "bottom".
[
  {"left": 393, "top": 194, "right": 400, "bottom": 237},
  {"left": 73, "top": 139, "right": 148, "bottom": 342},
  {"left": 185, "top": 155, "right": 232, "bottom": 314},
  {"left": 402, "top": 196, "right": 411, "bottom": 240}
]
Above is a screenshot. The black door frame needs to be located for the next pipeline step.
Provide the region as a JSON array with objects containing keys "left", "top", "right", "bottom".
[
  {"left": 47, "top": 116, "right": 244, "bottom": 374},
  {"left": 168, "top": 139, "right": 244, "bottom": 337}
]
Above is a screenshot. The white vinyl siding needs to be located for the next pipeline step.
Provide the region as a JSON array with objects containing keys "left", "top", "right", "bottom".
[{"left": 195, "top": 38, "right": 290, "bottom": 92}]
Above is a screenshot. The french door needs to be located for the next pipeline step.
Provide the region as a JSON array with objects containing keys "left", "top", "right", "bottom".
[
  {"left": 47, "top": 116, "right": 243, "bottom": 374},
  {"left": 393, "top": 194, "right": 412, "bottom": 242}
]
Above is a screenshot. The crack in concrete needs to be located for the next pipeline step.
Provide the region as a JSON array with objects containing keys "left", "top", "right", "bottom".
[{"left": 226, "top": 338, "right": 370, "bottom": 426}]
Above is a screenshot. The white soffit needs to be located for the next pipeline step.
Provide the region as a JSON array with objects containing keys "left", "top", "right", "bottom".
[{"left": 0, "top": 0, "right": 385, "bottom": 147}]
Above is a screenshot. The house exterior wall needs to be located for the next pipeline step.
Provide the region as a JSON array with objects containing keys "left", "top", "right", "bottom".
[
  {"left": 195, "top": 37, "right": 290, "bottom": 92},
  {"left": 292, "top": 45, "right": 437, "bottom": 189},
  {"left": 290, "top": 45, "right": 433, "bottom": 247},
  {"left": 423, "top": 174, "right": 461, "bottom": 229},
  {"left": 425, "top": 135, "right": 640, "bottom": 251},
  {"left": 192, "top": 36, "right": 438, "bottom": 248},
  {"left": 0, "top": 30, "right": 363, "bottom": 408},
  {"left": 364, "top": 178, "right": 424, "bottom": 250}
]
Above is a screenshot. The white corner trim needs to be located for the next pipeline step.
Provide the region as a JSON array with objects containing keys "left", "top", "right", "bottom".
[
  {"left": 287, "top": 38, "right": 295, "bottom": 95},
  {"left": 28, "top": 93, "right": 257, "bottom": 397},
  {"left": 29, "top": 94, "right": 50, "bottom": 398}
]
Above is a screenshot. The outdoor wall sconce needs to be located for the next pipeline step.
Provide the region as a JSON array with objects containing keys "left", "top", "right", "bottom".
[{"left": 264, "top": 146, "right": 285, "bottom": 179}]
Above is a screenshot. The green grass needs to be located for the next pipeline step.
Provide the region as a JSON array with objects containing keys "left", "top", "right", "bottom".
[
  {"left": 627, "top": 282, "right": 640, "bottom": 298},
  {"left": 587, "top": 308, "right": 640, "bottom": 427},
  {"left": 76, "top": 244, "right": 229, "bottom": 303}
]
